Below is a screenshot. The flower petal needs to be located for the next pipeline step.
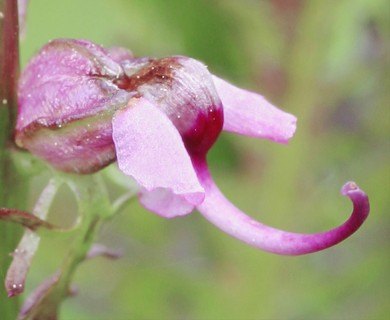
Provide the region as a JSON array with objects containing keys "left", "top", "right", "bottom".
[
  {"left": 15, "top": 39, "right": 130, "bottom": 173},
  {"left": 15, "top": 75, "right": 131, "bottom": 173},
  {"left": 139, "top": 188, "right": 201, "bottom": 218},
  {"left": 112, "top": 97, "right": 205, "bottom": 218},
  {"left": 17, "top": 38, "right": 125, "bottom": 130},
  {"left": 195, "top": 159, "right": 369, "bottom": 255},
  {"left": 212, "top": 75, "right": 297, "bottom": 143}
]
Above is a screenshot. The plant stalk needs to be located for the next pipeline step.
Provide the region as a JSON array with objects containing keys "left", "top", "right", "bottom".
[
  {"left": 20, "top": 175, "right": 112, "bottom": 320},
  {"left": 0, "top": 0, "right": 26, "bottom": 319}
]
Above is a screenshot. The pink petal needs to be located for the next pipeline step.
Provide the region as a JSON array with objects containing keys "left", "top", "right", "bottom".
[
  {"left": 16, "top": 75, "right": 127, "bottom": 130},
  {"left": 19, "top": 39, "right": 122, "bottom": 92},
  {"left": 195, "top": 159, "right": 369, "bottom": 255},
  {"left": 212, "top": 75, "right": 297, "bottom": 144},
  {"left": 139, "top": 188, "right": 201, "bottom": 218},
  {"left": 112, "top": 97, "right": 205, "bottom": 218},
  {"left": 106, "top": 46, "right": 134, "bottom": 62},
  {"left": 15, "top": 76, "right": 130, "bottom": 173},
  {"left": 17, "top": 39, "right": 125, "bottom": 130}
]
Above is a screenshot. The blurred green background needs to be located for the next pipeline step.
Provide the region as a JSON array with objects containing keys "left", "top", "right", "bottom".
[{"left": 16, "top": 0, "right": 390, "bottom": 319}]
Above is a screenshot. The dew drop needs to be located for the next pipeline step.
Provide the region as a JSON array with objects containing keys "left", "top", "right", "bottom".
[
  {"left": 11, "top": 283, "right": 23, "bottom": 290},
  {"left": 2, "top": 98, "right": 7, "bottom": 104},
  {"left": 0, "top": 12, "right": 4, "bottom": 19}
]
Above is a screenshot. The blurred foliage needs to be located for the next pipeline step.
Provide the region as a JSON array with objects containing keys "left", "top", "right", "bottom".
[{"left": 12, "top": 0, "right": 390, "bottom": 319}]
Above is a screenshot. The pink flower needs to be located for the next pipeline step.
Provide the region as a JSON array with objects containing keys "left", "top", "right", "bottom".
[{"left": 16, "top": 39, "right": 369, "bottom": 255}]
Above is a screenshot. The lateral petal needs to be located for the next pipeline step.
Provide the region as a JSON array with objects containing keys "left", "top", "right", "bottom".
[
  {"left": 112, "top": 97, "right": 205, "bottom": 218},
  {"left": 212, "top": 76, "right": 297, "bottom": 144}
]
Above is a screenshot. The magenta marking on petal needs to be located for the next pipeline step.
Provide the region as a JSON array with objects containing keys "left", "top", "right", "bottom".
[
  {"left": 195, "top": 160, "right": 369, "bottom": 255},
  {"left": 212, "top": 75, "right": 297, "bottom": 144}
]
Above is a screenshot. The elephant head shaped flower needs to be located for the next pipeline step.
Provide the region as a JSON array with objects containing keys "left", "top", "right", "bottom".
[{"left": 16, "top": 39, "right": 369, "bottom": 255}]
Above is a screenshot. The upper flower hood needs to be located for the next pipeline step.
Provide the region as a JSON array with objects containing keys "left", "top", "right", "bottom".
[{"left": 16, "top": 39, "right": 296, "bottom": 173}]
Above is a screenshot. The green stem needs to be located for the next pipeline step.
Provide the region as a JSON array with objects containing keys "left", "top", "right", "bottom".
[
  {"left": 0, "top": 1, "right": 26, "bottom": 319},
  {"left": 22, "top": 174, "right": 112, "bottom": 320},
  {"left": 56, "top": 175, "right": 110, "bottom": 298}
]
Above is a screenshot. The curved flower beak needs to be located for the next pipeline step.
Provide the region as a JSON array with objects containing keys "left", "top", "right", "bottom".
[{"left": 194, "top": 159, "right": 369, "bottom": 255}]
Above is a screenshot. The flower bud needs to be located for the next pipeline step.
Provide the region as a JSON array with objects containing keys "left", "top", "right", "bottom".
[{"left": 15, "top": 39, "right": 131, "bottom": 173}]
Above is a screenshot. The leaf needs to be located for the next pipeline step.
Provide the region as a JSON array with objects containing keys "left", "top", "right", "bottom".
[
  {"left": 0, "top": 208, "right": 59, "bottom": 230},
  {"left": 5, "top": 229, "right": 39, "bottom": 297},
  {"left": 18, "top": 272, "right": 61, "bottom": 320}
]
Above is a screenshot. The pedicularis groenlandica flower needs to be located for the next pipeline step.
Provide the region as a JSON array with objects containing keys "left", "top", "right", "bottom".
[{"left": 16, "top": 39, "right": 369, "bottom": 255}]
